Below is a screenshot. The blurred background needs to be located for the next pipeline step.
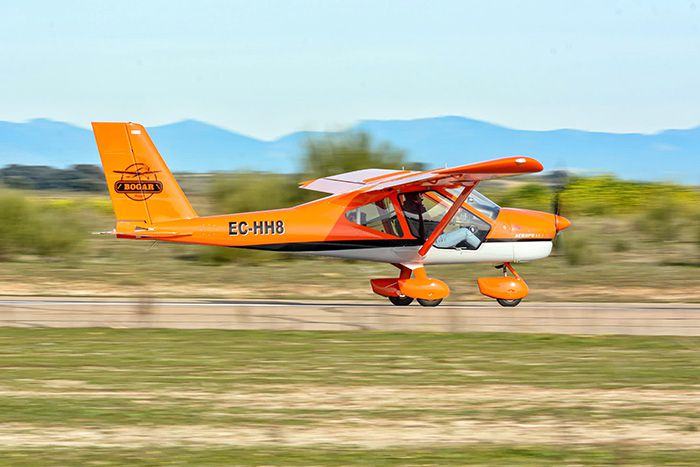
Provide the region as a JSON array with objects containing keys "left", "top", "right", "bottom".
[
  {"left": 1, "top": 1, "right": 700, "bottom": 465},
  {"left": 1, "top": 1, "right": 699, "bottom": 302},
  {"left": 0, "top": 131, "right": 699, "bottom": 302}
]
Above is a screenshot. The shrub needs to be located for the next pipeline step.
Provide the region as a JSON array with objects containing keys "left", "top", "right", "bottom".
[
  {"left": 302, "top": 132, "right": 420, "bottom": 180},
  {"left": 612, "top": 238, "right": 630, "bottom": 253},
  {"left": 695, "top": 214, "right": 700, "bottom": 258},
  {"left": 0, "top": 190, "right": 84, "bottom": 260},
  {"left": 209, "top": 172, "right": 302, "bottom": 214},
  {"left": 563, "top": 233, "right": 599, "bottom": 266},
  {"left": 495, "top": 183, "right": 553, "bottom": 212},
  {"left": 560, "top": 176, "right": 699, "bottom": 217},
  {"left": 195, "top": 245, "right": 279, "bottom": 266}
]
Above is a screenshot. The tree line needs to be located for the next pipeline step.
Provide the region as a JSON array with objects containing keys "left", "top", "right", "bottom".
[{"left": 0, "top": 164, "right": 106, "bottom": 191}]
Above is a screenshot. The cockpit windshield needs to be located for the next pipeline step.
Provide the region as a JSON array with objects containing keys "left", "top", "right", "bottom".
[{"left": 448, "top": 188, "right": 501, "bottom": 220}]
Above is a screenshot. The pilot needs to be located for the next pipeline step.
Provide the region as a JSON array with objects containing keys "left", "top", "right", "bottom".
[
  {"left": 434, "top": 225, "right": 481, "bottom": 249},
  {"left": 402, "top": 192, "right": 482, "bottom": 249},
  {"left": 401, "top": 192, "right": 427, "bottom": 239}
]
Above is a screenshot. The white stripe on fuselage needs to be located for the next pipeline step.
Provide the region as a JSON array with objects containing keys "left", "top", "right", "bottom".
[{"left": 297, "top": 241, "right": 553, "bottom": 265}]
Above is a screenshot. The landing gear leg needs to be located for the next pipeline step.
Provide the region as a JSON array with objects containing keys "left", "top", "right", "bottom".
[
  {"left": 384, "top": 265, "right": 414, "bottom": 306},
  {"left": 373, "top": 264, "right": 449, "bottom": 306},
  {"left": 496, "top": 263, "right": 525, "bottom": 308}
]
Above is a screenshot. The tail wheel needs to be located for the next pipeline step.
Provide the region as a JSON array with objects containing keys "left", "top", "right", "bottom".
[
  {"left": 417, "top": 298, "right": 443, "bottom": 307},
  {"left": 389, "top": 296, "right": 414, "bottom": 306},
  {"left": 497, "top": 298, "right": 522, "bottom": 307}
]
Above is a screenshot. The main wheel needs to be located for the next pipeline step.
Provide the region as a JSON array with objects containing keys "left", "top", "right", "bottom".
[
  {"left": 417, "top": 298, "right": 443, "bottom": 307},
  {"left": 389, "top": 295, "right": 414, "bottom": 306},
  {"left": 497, "top": 298, "right": 522, "bottom": 307}
]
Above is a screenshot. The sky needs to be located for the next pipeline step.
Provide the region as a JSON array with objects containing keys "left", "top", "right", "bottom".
[{"left": 1, "top": 0, "right": 699, "bottom": 139}]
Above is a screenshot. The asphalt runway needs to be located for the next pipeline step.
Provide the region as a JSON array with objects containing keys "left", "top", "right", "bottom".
[{"left": 0, "top": 297, "right": 699, "bottom": 335}]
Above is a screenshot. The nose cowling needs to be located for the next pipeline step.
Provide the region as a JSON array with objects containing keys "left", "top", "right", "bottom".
[
  {"left": 555, "top": 215, "right": 571, "bottom": 231},
  {"left": 492, "top": 208, "right": 558, "bottom": 240},
  {"left": 490, "top": 209, "right": 572, "bottom": 241}
]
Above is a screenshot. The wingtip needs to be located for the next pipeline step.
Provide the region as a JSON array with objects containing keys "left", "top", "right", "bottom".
[{"left": 511, "top": 156, "right": 544, "bottom": 172}]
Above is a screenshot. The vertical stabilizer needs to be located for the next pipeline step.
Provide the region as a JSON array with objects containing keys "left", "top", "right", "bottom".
[{"left": 92, "top": 122, "right": 197, "bottom": 225}]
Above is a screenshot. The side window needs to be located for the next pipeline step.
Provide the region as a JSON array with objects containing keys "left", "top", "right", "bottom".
[{"left": 346, "top": 197, "right": 403, "bottom": 237}]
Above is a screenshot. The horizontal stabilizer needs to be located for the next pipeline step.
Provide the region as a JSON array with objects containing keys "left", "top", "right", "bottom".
[{"left": 116, "top": 231, "right": 193, "bottom": 240}]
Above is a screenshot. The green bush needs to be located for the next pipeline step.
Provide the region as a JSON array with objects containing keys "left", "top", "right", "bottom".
[
  {"left": 0, "top": 190, "right": 84, "bottom": 260},
  {"left": 560, "top": 176, "right": 699, "bottom": 217},
  {"left": 636, "top": 199, "right": 685, "bottom": 243},
  {"left": 612, "top": 238, "right": 630, "bottom": 253},
  {"left": 195, "top": 245, "right": 283, "bottom": 266},
  {"left": 302, "top": 132, "right": 421, "bottom": 180},
  {"left": 209, "top": 172, "right": 303, "bottom": 214},
  {"left": 562, "top": 233, "right": 599, "bottom": 266},
  {"left": 495, "top": 183, "right": 553, "bottom": 212},
  {"left": 695, "top": 214, "right": 700, "bottom": 258}
]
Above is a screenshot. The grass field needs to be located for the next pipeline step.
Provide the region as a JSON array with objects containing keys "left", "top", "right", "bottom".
[{"left": 0, "top": 328, "right": 699, "bottom": 465}]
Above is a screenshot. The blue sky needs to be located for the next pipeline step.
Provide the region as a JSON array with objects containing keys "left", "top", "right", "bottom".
[{"left": 1, "top": 0, "right": 699, "bottom": 139}]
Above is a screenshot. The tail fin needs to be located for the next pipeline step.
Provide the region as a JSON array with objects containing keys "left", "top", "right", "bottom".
[{"left": 92, "top": 122, "right": 197, "bottom": 225}]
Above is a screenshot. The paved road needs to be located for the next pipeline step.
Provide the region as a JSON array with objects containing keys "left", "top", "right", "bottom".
[{"left": 0, "top": 297, "right": 699, "bottom": 335}]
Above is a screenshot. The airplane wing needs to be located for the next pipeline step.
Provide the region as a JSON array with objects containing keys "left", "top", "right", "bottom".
[
  {"left": 299, "top": 157, "right": 543, "bottom": 194},
  {"left": 299, "top": 168, "right": 409, "bottom": 194}
]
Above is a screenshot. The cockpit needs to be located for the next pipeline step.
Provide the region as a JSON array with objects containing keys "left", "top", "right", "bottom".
[
  {"left": 398, "top": 191, "right": 493, "bottom": 249},
  {"left": 344, "top": 189, "right": 499, "bottom": 250}
]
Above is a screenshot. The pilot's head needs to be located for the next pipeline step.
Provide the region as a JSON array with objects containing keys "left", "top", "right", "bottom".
[{"left": 402, "top": 192, "right": 426, "bottom": 214}]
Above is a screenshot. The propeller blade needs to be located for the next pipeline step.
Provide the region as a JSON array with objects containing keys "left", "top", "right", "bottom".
[
  {"left": 551, "top": 171, "right": 569, "bottom": 248},
  {"left": 547, "top": 169, "right": 570, "bottom": 250}
]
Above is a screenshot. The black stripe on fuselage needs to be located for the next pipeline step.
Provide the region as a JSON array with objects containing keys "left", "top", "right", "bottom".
[
  {"left": 242, "top": 239, "right": 423, "bottom": 252},
  {"left": 241, "top": 238, "right": 551, "bottom": 253}
]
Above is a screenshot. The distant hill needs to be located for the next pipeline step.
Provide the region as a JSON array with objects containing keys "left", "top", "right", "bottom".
[{"left": 1, "top": 117, "right": 699, "bottom": 183}]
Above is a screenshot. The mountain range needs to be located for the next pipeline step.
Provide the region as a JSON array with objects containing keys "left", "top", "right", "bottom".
[{"left": 1, "top": 117, "right": 698, "bottom": 183}]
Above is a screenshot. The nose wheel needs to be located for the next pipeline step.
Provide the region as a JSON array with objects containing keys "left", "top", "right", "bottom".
[
  {"left": 417, "top": 298, "right": 443, "bottom": 307},
  {"left": 495, "top": 263, "right": 525, "bottom": 307},
  {"left": 497, "top": 298, "right": 522, "bottom": 307},
  {"left": 477, "top": 262, "right": 528, "bottom": 307}
]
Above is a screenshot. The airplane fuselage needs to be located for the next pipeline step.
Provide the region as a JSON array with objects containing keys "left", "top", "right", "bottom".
[{"left": 123, "top": 191, "right": 558, "bottom": 266}]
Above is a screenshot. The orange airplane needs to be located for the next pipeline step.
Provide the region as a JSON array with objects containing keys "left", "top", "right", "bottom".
[{"left": 93, "top": 122, "right": 571, "bottom": 307}]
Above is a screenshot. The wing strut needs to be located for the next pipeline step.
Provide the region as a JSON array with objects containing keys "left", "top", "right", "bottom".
[{"left": 417, "top": 186, "right": 474, "bottom": 257}]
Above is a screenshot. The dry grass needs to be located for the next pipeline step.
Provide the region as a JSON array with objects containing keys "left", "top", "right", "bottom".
[{"left": 0, "top": 329, "right": 699, "bottom": 464}]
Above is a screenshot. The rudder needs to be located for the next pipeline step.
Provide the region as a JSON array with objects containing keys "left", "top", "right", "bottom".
[{"left": 92, "top": 122, "right": 197, "bottom": 225}]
